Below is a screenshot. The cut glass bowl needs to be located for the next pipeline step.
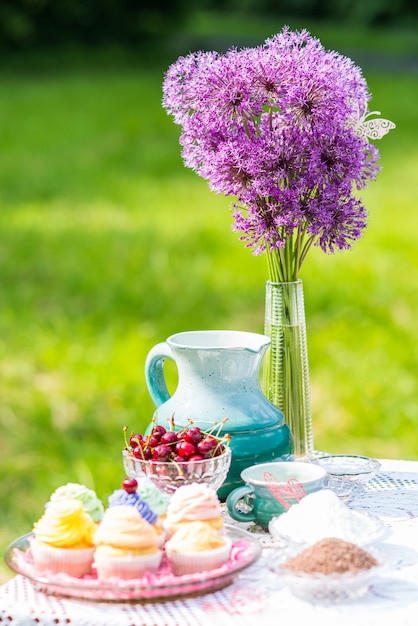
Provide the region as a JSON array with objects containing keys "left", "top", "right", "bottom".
[{"left": 122, "top": 447, "right": 231, "bottom": 494}]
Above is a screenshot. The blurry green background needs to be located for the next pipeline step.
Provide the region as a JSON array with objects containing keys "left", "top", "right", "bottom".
[{"left": 1, "top": 0, "right": 417, "bottom": 582}]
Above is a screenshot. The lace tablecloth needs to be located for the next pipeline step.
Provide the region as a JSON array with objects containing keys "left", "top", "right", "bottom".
[{"left": 2, "top": 458, "right": 418, "bottom": 626}]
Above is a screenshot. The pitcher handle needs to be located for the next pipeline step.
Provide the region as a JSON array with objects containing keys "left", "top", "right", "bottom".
[{"left": 145, "top": 341, "right": 175, "bottom": 407}]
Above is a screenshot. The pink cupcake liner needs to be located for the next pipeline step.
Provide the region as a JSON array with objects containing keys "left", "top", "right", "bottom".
[
  {"left": 31, "top": 539, "right": 95, "bottom": 578},
  {"left": 166, "top": 539, "right": 232, "bottom": 576},
  {"left": 94, "top": 550, "right": 163, "bottom": 580}
]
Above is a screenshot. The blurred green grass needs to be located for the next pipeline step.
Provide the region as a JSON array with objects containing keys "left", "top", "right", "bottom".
[{"left": 1, "top": 14, "right": 417, "bottom": 582}]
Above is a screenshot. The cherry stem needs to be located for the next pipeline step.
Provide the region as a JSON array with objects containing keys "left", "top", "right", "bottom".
[
  {"left": 123, "top": 426, "right": 130, "bottom": 449},
  {"left": 171, "top": 458, "right": 184, "bottom": 476}
]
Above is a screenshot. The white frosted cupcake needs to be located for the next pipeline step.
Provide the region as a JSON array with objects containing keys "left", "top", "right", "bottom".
[
  {"left": 165, "top": 521, "right": 231, "bottom": 575},
  {"left": 31, "top": 500, "right": 96, "bottom": 577},
  {"left": 164, "top": 483, "right": 224, "bottom": 537},
  {"left": 93, "top": 505, "right": 162, "bottom": 580}
]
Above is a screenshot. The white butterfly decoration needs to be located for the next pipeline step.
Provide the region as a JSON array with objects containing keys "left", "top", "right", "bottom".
[{"left": 348, "top": 102, "right": 396, "bottom": 141}]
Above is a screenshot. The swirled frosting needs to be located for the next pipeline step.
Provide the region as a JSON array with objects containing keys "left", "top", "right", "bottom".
[
  {"left": 33, "top": 500, "right": 96, "bottom": 548},
  {"left": 136, "top": 477, "right": 170, "bottom": 516},
  {"left": 47, "top": 483, "right": 104, "bottom": 522},
  {"left": 165, "top": 483, "right": 222, "bottom": 524},
  {"left": 93, "top": 505, "right": 158, "bottom": 552},
  {"left": 108, "top": 490, "right": 158, "bottom": 525},
  {"left": 166, "top": 521, "right": 226, "bottom": 553}
]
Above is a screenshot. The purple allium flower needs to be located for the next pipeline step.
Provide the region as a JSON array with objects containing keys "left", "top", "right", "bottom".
[{"left": 162, "top": 26, "right": 395, "bottom": 280}]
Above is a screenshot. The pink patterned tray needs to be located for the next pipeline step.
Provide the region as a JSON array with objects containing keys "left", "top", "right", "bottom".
[{"left": 5, "top": 525, "right": 262, "bottom": 602}]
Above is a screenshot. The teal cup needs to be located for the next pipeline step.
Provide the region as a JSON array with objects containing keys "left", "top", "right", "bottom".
[{"left": 226, "top": 461, "right": 327, "bottom": 530}]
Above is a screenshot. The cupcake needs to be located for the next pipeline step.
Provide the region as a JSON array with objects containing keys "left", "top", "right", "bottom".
[
  {"left": 93, "top": 505, "right": 162, "bottom": 580},
  {"left": 135, "top": 476, "right": 170, "bottom": 520},
  {"left": 108, "top": 479, "right": 165, "bottom": 547},
  {"left": 164, "top": 483, "right": 224, "bottom": 536},
  {"left": 108, "top": 485, "right": 158, "bottom": 526},
  {"left": 47, "top": 482, "right": 104, "bottom": 523},
  {"left": 31, "top": 500, "right": 96, "bottom": 577},
  {"left": 165, "top": 521, "right": 231, "bottom": 575}
]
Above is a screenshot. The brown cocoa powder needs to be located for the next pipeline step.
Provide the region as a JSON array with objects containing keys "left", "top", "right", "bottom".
[{"left": 282, "top": 537, "right": 378, "bottom": 575}]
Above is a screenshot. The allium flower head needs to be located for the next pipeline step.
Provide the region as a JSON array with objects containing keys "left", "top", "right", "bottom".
[{"left": 162, "top": 26, "right": 395, "bottom": 281}]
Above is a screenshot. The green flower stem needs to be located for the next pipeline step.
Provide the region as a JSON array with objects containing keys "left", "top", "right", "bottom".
[
  {"left": 263, "top": 280, "right": 314, "bottom": 458},
  {"left": 267, "top": 226, "right": 316, "bottom": 283}
]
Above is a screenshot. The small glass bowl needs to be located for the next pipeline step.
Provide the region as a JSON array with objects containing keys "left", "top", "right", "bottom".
[
  {"left": 270, "top": 545, "right": 385, "bottom": 603},
  {"left": 323, "top": 476, "right": 361, "bottom": 501},
  {"left": 314, "top": 454, "right": 381, "bottom": 484},
  {"left": 279, "top": 562, "right": 384, "bottom": 603},
  {"left": 122, "top": 447, "right": 231, "bottom": 494}
]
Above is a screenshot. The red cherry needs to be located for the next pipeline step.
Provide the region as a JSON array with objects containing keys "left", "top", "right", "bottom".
[
  {"left": 176, "top": 440, "right": 196, "bottom": 459},
  {"left": 146, "top": 434, "right": 160, "bottom": 448},
  {"left": 173, "top": 455, "right": 186, "bottom": 463},
  {"left": 152, "top": 425, "right": 166, "bottom": 440},
  {"left": 202, "top": 435, "right": 218, "bottom": 448},
  {"left": 188, "top": 454, "right": 204, "bottom": 462},
  {"left": 197, "top": 439, "right": 217, "bottom": 458},
  {"left": 129, "top": 433, "right": 143, "bottom": 449},
  {"left": 160, "top": 431, "right": 178, "bottom": 445},
  {"left": 153, "top": 444, "right": 172, "bottom": 460},
  {"left": 122, "top": 477, "right": 138, "bottom": 493},
  {"left": 213, "top": 443, "right": 226, "bottom": 457},
  {"left": 196, "top": 442, "right": 210, "bottom": 457},
  {"left": 132, "top": 445, "right": 153, "bottom": 460},
  {"left": 132, "top": 446, "right": 143, "bottom": 459},
  {"left": 183, "top": 427, "right": 203, "bottom": 445},
  {"left": 142, "top": 447, "right": 153, "bottom": 460}
]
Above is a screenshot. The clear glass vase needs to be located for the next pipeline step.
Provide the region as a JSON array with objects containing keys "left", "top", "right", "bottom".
[{"left": 262, "top": 280, "right": 314, "bottom": 459}]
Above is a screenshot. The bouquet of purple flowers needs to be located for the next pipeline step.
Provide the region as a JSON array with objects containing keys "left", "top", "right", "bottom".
[{"left": 163, "top": 27, "right": 395, "bottom": 281}]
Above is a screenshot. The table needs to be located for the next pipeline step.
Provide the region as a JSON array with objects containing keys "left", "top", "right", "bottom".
[{"left": 2, "top": 458, "right": 418, "bottom": 626}]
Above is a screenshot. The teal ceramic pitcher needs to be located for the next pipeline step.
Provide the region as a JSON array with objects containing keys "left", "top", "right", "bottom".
[{"left": 144, "top": 330, "right": 293, "bottom": 500}]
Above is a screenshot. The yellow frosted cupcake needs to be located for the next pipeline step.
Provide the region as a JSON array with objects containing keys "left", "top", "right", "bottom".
[
  {"left": 93, "top": 505, "right": 162, "bottom": 580},
  {"left": 31, "top": 500, "right": 96, "bottom": 577},
  {"left": 164, "top": 483, "right": 224, "bottom": 536},
  {"left": 165, "top": 521, "right": 231, "bottom": 575}
]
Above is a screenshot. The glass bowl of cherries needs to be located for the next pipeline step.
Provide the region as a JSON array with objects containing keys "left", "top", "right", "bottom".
[{"left": 122, "top": 419, "right": 232, "bottom": 494}]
